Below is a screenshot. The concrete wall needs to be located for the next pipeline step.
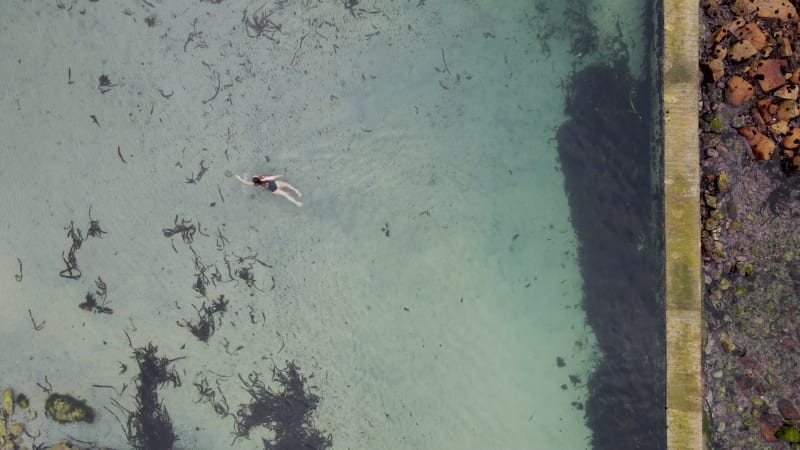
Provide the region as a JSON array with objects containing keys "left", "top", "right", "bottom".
[{"left": 663, "top": 0, "right": 703, "bottom": 448}]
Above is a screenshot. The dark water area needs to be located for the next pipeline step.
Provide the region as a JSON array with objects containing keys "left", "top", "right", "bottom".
[{"left": 555, "top": 5, "right": 665, "bottom": 448}]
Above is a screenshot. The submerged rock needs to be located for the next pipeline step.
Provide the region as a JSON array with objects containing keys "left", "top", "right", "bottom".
[{"left": 45, "top": 394, "right": 94, "bottom": 424}]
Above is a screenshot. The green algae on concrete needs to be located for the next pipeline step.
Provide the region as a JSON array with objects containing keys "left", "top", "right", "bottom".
[{"left": 663, "top": 0, "right": 703, "bottom": 447}]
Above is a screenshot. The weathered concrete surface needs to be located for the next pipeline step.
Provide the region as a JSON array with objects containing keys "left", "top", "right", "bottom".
[{"left": 663, "top": 0, "right": 703, "bottom": 448}]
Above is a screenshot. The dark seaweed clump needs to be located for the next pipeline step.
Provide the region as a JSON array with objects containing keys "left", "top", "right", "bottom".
[
  {"left": 235, "top": 361, "right": 331, "bottom": 450},
  {"left": 116, "top": 343, "right": 181, "bottom": 450},
  {"left": 178, "top": 295, "right": 228, "bottom": 342}
]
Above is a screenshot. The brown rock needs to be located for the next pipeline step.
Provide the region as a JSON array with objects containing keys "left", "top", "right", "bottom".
[
  {"left": 739, "top": 125, "right": 776, "bottom": 160},
  {"left": 755, "top": 0, "right": 798, "bottom": 21},
  {"left": 711, "top": 27, "right": 729, "bottom": 44},
  {"left": 777, "top": 99, "right": 800, "bottom": 120},
  {"left": 739, "top": 125, "right": 761, "bottom": 144},
  {"left": 754, "top": 59, "right": 787, "bottom": 91},
  {"left": 730, "top": 40, "right": 758, "bottom": 61},
  {"left": 732, "top": 0, "right": 758, "bottom": 14},
  {"left": 711, "top": 18, "right": 747, "bottom": 43},
  {"left": 727, "top": 76, "right": 755, "bottom": 105},
  {"left": 778, "top": 398, "right": 800, "bottom": 421},
  {"left": 705, "top": 59, "right": 726, "bottom": 82},
  {"left": 771, "top": 120, "right": 790, "bottom": 134},
  {"left": 712, "top": 44, "right": 727, "bottom": 60},
  {"left": 780, "top": 36, "right": 794, "bottom": 56},
  {"left": 760, "top": 421, "right": 779, "bottom": 442},
  {"left": 760, "top": 413, "right": 784, "bottom": 442},
  {"left": 781, "top": 128, "right": 800, "bottom": 150},
  {"left": 754, "top": 136, "right": 776, "bottom": 160},
  {"left": 775, "top": 84, "right": 799, "bottom": 100},
  {"left": 793, "top": 155, "right": 800, "bottom": 168},
  {"left": 757, "top": 97, "right": 775, "bottom": 122},
  {"left": 734, "top": 23, "right": 768, "bottom": 51},
  {"left": 792, "top": 69, "right": 800, "bottom": 85}
]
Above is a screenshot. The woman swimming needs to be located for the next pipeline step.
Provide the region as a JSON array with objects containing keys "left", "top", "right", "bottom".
[{"left": 236, "top": 174, "right": 303, "bottom": 207}]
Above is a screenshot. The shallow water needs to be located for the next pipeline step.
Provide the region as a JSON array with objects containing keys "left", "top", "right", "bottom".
[{"left": 0, "top": 1, "right": 660, "bottom": 449}]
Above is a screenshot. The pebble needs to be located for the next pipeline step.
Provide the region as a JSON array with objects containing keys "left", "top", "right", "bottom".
[
  {"left": 713, "top": 369, "right": 724, "bottom": 378},
  {"left": 778, "top": 398, "right": 800, "bottom": 421}
]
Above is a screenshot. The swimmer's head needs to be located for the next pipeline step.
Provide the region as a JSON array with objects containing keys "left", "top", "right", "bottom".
[{"left": 252, "top": 176, "right": 263, "bottom": 185}]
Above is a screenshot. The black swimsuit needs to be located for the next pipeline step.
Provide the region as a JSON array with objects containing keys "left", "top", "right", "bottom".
[{"left": 266, "top": 180, "right": 277, "bottom": 192}]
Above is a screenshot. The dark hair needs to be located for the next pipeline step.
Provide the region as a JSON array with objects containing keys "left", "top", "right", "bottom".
[{"left": 252, "top": 177, "right": 263, "bottom": 185}]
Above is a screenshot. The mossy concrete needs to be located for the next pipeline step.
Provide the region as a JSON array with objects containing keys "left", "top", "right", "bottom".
[{"left": 663, "top": 0, "right": 702, "bottom": 448}]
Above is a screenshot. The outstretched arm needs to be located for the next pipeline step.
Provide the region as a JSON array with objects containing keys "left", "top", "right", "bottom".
[
  {"left": 235, "top": 175, "right": 255, "bottom": 186},
  {"left": 260, "top": 175, "right": 283, "bottom": 181}
]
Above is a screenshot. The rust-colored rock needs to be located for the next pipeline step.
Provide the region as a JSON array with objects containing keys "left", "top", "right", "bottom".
[
  {"left": 711, "top": 18, "right": 747, "bottom": 43},
  {"left": 760, "top": 420, "right": 779, "bottom": 442},
  {"left": 754, "top": 137, "right": 776, "bottom": 160},
  {"left": 732, "top": 0, "right": 758, "bottom": 15},
  {"left": 775, "top": 84, "right": 799, "bottom": 100},
  {"left": 779, "top": 36, "right": 794, "bottom": 56},
  {"left": 792, "top": 69, "right": 800, "bottom": 85},
  {"left": 705, "top": 59, "right": 726, "bottom": 82},
  {"left": 759, "top": 413, "right": 784, "bottom": 442},
  {"left": 777, "top": 99, "right": 800, "bottom": 120},
  {"left": 783, "top": 128, "right": 800, "bottom": 149},
  {"left": 739, "top": 125, "right": 776, "bottom": 160},
  {"left": 736, "top": 125, "right": 761, "bottom": 145},
  {"left": 712, "top": 44, "right": 727, "bottom": 60},
  {"left": 754, "top": 59, "right": 787, "bottom": 91},
  {"left": 739, "top": 125, "right": 761, "bottom": 144},
  {"left": 730, "top": 40, "right": 758, "bottom": 61},
  {"left": 727, "top": 76, "right": 755, "bottom": 105},
  {"left": 757, "top": 97, "right": 775, "bottom": 122},
  {"left": 771, "top": 120, "right": 790, "bottom": 134},
  {"left": 755, "top": 0, "right": 798, "bottom": 21},
  {"left": 734, "top": 23, "right": 767, "bottom": 51}
]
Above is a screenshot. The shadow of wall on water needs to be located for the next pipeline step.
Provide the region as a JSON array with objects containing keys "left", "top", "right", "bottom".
[{"left": 556, "top": 56, "right": 665, "bottom": 450}]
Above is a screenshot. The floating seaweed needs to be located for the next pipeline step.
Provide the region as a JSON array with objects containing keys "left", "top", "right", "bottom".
[
  {"left": 98, "top": 74, "right": 117, "bottom": 94},
  {"left": 236, "top": 266, "right": 256, "bottom": 289},
  {"left": 59, "top": 221, "right": 84, "bottom": 279},
  {"left": 111, "top": 343, "right": 182, "bottom": 450},
  {"left": 193, "top": 373, "right": 230, "bottom": 417},
  {"left": 242, "top": 5, "right": 283, "bottom": 40},
  {"left": 79, "top": 277, "right": 113, "bottom": 314},
  {"left": 185, "top": 159, "right": 209, "bottom": 184},
  {"left": 178, "top": 295, "right": 228, "bottom": 342},
  {"left": 215, "top": 227, "right": 230, "bottom": 251},
  {"left": 188, "top": 247, "right": 225, "bottom": 297},
  {"left": 87, "top": 205, "right": 107, "bottom": 238},
  {"left": 162, "top": 216, "right": 199, "bottom": 244},
  {"left": 234, "top": 362, "right": 331, "bottom": 450},
  {"left": 224, "top": 253, "right": 272, "bottom": 290}
]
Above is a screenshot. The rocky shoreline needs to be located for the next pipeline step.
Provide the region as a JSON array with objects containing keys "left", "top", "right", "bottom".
[{"left": 701, "top": 0, "right": 800, "bottom": 448}]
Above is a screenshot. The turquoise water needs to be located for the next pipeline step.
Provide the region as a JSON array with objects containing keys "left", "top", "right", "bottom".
[{"left": 0, "top": 1, "right": 659, "bottom": 449}]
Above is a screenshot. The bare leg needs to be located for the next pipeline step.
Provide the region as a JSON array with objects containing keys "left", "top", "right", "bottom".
[
  {"left": 276, "top": 180, "right": 302, "bottom": 197},
  {"left": 273, "top": 190, "right": 303, "bottom": 207}
]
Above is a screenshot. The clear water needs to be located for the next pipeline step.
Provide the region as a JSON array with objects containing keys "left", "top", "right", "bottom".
[{"left": 0, "top": 1, "right": 661, "bottom": 449}]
